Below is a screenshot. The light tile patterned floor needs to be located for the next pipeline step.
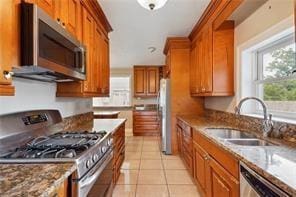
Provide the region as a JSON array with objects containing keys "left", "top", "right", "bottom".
[{"left": 112, "top": 136, "right": 201, "bottom": 197}]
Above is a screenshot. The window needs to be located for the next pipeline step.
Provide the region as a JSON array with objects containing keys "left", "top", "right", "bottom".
[
  {"left": 93, "top": 76, "right": 131, "bottom": 107},
  {"left": 254, "top": 33, "right": 296, "bottom": 119}
]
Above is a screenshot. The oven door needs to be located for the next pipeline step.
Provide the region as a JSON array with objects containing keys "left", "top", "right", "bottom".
[{"left": 77, "top": 149, "right": 113, "bottom": 197}]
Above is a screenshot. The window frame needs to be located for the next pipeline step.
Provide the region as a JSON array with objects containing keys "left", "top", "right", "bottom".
[{"left": 252, "top": 33, "right": 296, "bottom": 119}]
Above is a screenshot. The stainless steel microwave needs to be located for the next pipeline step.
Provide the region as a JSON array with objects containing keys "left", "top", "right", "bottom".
[{"left": 13, "top": 2, "right": 86, "bottom": 82}]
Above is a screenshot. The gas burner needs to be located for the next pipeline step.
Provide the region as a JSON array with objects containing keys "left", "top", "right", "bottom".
[{"left": 1, "top": 130, "right": 109, "bottom": 159}]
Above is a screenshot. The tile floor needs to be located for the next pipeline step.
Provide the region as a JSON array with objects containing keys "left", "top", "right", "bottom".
[{"left": 112, "top": 136, "right": 201, "bottom": 197}]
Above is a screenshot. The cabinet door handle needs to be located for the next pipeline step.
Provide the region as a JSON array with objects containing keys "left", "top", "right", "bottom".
[
  {"left": 3, "top": 71, "right": 14, "bottom": 79},
  {"left": 56, "top": 18, "right": 61, "bottom": 24},
  {"left": 62, "top": 22, "right": 66, "bottom": 28}
]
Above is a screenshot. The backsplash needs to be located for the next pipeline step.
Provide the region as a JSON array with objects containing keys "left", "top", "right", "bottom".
[
  {"left": 205, "top": 109, "right": 296, "bottom": 144},
  {"left": 50, "top": 112, "right": 94, "bottom": 133}
]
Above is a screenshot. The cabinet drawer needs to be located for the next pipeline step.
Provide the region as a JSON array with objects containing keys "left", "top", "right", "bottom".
[
  {"left": 134, "top": 124, "right": 159, "bottom": 131},
  {"left": 177, "top": 119, "right": 192, "bottom": 137},
  {"left": 182, "top": 134, "right": 193, "bottom": 154},
  {"left": 134, "top": 116, "right": 158, "bottom": 122},
  {"left": 182, "top": 148, "right": 193, "bottom": 174}
]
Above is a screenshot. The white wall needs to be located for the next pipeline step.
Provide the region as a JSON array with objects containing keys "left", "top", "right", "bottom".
[
  {"left": 205, "top": 0, "right": 294, "bottom": 112},
  {"left": 0, "top": 79, "right": 92, "bottom": 118}
]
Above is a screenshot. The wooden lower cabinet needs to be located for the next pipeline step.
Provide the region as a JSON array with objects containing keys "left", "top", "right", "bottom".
[
  {"left": 177, "top": 119, "right": 193, "bottom": 175},
  {"left": 193, "top": 133, "right": 239, "bottom": 197},
  {"left": 193, "top": 142, "right": 207, "bottom": 194},
  {"left": 177, "top": 118, "right": 239, "bottom": 197},
  {"left": 133, "top": 111, "right": 160, "bottom": 136},
  {"left": 113, "top": 123, "right": 125, "bottom": 183},
  {"left": 206, "top": 157, "right": 239, "bottom": 197}
]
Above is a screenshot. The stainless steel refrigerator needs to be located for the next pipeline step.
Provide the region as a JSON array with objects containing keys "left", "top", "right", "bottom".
[{"left": 158, "top": 78, "right": 171, "bottom": 154}]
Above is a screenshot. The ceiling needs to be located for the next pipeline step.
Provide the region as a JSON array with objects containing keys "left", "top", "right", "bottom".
[{"left": 99, "top": 0, "right": 210, "bottom": 68}]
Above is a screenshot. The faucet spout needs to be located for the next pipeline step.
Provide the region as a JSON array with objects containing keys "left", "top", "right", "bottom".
[{"left": 235, "top": 97, "right": 273, "bottom": 137}]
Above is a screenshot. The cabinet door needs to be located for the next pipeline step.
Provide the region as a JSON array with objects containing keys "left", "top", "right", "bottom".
[
  {"left": 134, "top": 67, "right": 146, "bottom": 97},
  {"left": 65, "top": 0, "right": 80, "bottom": 38},
  {"left": 193, "top": 142, "right": 207, "bottom": 192},
  {"left": 202, "top": 24, "right": 213, "bottom": 93},
  {"left": 82, "top": 6, "right": 95, "bottom": 93},
  {"left": 93, "top": 23, "right": 101, "bottom": 94},
  {"left": 146, "top": 67, "right": 159, "bottom": 96},
  {"left": 206, "top": 156, "right": 239, "bottom": 197},
  {"left": 101, "top": 37, "right": 110, "bottom": 95},
  {"left": 176, "top": 126, "right": 183, "bottom": 155},
  {"left": 37, "top": 0, "right": 55, "bottom": 17},
  {"left": 0, "top": 0, "right": 15, "bottom": 95},
  {"left": 190, "top": 43, "right": 198, "bottom": 94}
]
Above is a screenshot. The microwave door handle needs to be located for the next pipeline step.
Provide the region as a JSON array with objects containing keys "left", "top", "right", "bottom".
[
  {"left": 80, "top": 151, "right": 113, "bottom": 190},
  {"left": 81, "top": 47, "right": 86, "bottom": 73}
]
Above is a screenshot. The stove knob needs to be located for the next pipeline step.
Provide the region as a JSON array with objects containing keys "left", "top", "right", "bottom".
[
  {"left": 92, "top": 154, "right": 98, "bottom": 162},
  {"left": 86, "top": 160, "right": 91, "bottom": 169},
  {"left": 107, "top": 138, "right": 113, "bottom": 146},
  {"left": 101, "top": 146, "right": 106, "bottom": 153}
]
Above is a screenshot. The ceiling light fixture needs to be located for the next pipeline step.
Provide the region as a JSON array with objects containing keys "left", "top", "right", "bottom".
[{"left": 137, "top": 0, "right": 168, "bottom": 10}]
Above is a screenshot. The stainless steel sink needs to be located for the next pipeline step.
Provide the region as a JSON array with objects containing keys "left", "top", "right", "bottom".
[
  {"left": 225, "top": 139, "right": 275, "bottom": 146},
  {"left": 205, "top": 128, "right": 257, "bottom": 139},
  {"left": 205, "top": 128, "right": 276, "bottom": 146}
]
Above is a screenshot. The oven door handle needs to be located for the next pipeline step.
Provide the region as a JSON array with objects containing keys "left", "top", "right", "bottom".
[{"left": 80, "top": 150, "right": 113, "bottom": 190}]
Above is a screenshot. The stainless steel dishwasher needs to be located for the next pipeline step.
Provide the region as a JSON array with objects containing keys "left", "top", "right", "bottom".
[{"left": 240, "top": 162, "right": 290, "bottom": 197}]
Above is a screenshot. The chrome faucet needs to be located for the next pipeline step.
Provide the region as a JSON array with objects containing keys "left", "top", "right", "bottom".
[{"left": 234, "top": 97, "right": 274, "bottom": 137}]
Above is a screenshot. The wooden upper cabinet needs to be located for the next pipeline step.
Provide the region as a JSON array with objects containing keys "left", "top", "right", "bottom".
[
  {"left": 36, "top": 0, "right": 55, "bottom": 17},
  {"left": 206, "top": 156, "right": 239, "bottom": 197},
  {"left": 82, "top": 6, "right": 95, "bottom": 93},
  {"left": 134, "top": 66, "right": 160, "bottom": 98},
  {"left": 134, "top": 67, "right": 146, "bottom": 97},
  {"left": 55, "top": 0, "right": 81, "bottom": 38},
  {"left": 100, "top": 37, "right": 110, "bottom": 96},
  {"left": 146, "top": 67, "right": 160, "bottom": 96},
  {"left": 189, "top": 0, "right": 238, "bottom": 97},
  {"left": 0, "top": 0, "right": 15, "bottom": 96},
  {"left": 56, "top": 0, "right": 111, "bottom": 97}
]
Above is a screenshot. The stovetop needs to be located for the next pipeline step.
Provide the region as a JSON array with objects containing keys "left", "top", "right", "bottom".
[{"left": 0, "top": 130, "right": 107, "bottom": 159}]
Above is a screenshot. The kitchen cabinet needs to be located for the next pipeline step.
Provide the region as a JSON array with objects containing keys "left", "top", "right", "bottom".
[
  {"left": 189, "top": 0, "right": 242, "bottom": 97},
  {"left": 133, "top": 66, "right": 160, "bottom": 98},
  {"left": 113, "top": 123, "right": 125, "bottom": 183},
  {"left": 177, "top": 118, "right": 193, "bottom": 175},
  {"left": 54, "top": 0, "right": 81, "bottom": 39},
  {"left": 193, "top": 127, "right": 239, "bottom": 197},
  {"left": 133, "top": 111, "right": 160, "bottom": 136},
  {"left": 0, "top": 0, "right": 16, "bottom": 96},
  {"left": 56, "top": 0, "right": 112, "bottom": 97},
  {"left": 193, "top": 142, "right": 207, "bottom": 194},
  {"left": 190, "top": 21, "right": 233, "bottom": 96},
  {"left": 206, "top": 156, "right": 239, "bottom": 197},
  {"left": 176, "top": 117, "right": 240, "bottom": 197},
  {"left": 36, "top": 0, "right": 55, "bottom": 17}
]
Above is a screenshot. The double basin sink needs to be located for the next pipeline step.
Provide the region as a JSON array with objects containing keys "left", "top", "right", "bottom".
[{"left": 205, "top": 128, "right": 276, "bottom": 146}]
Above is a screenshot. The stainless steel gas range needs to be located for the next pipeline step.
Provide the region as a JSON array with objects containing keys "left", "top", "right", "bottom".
[{"left": 0, "top": 110, "right": 113, "bottom": 197}]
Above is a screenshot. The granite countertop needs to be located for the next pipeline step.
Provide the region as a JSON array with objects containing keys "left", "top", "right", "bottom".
[
  {"left": 178, "top": 115, "right": 296, "bottom": 196},
  {"left": 93, "top": 111, "right": 120, "bottom": 115},
  {"left": 0, "top": 163, "right": 76, "bottom": 197},
  {"left": 133, "top": 104, "right": 157, "bottom": 111},
  {"left": 0, "top": 118, "right": 126, "bottom": 197}
]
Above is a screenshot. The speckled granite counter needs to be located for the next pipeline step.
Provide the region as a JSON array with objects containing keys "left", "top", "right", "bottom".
[
  {"left": 178, "top": 115, "right": 296, "bottom": 196},
  {"left": 0, "top": 117, "right": 126, "bottom": 197},
  {"left": 0, "top": 163, "right": 76, "bottom": 197}
]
